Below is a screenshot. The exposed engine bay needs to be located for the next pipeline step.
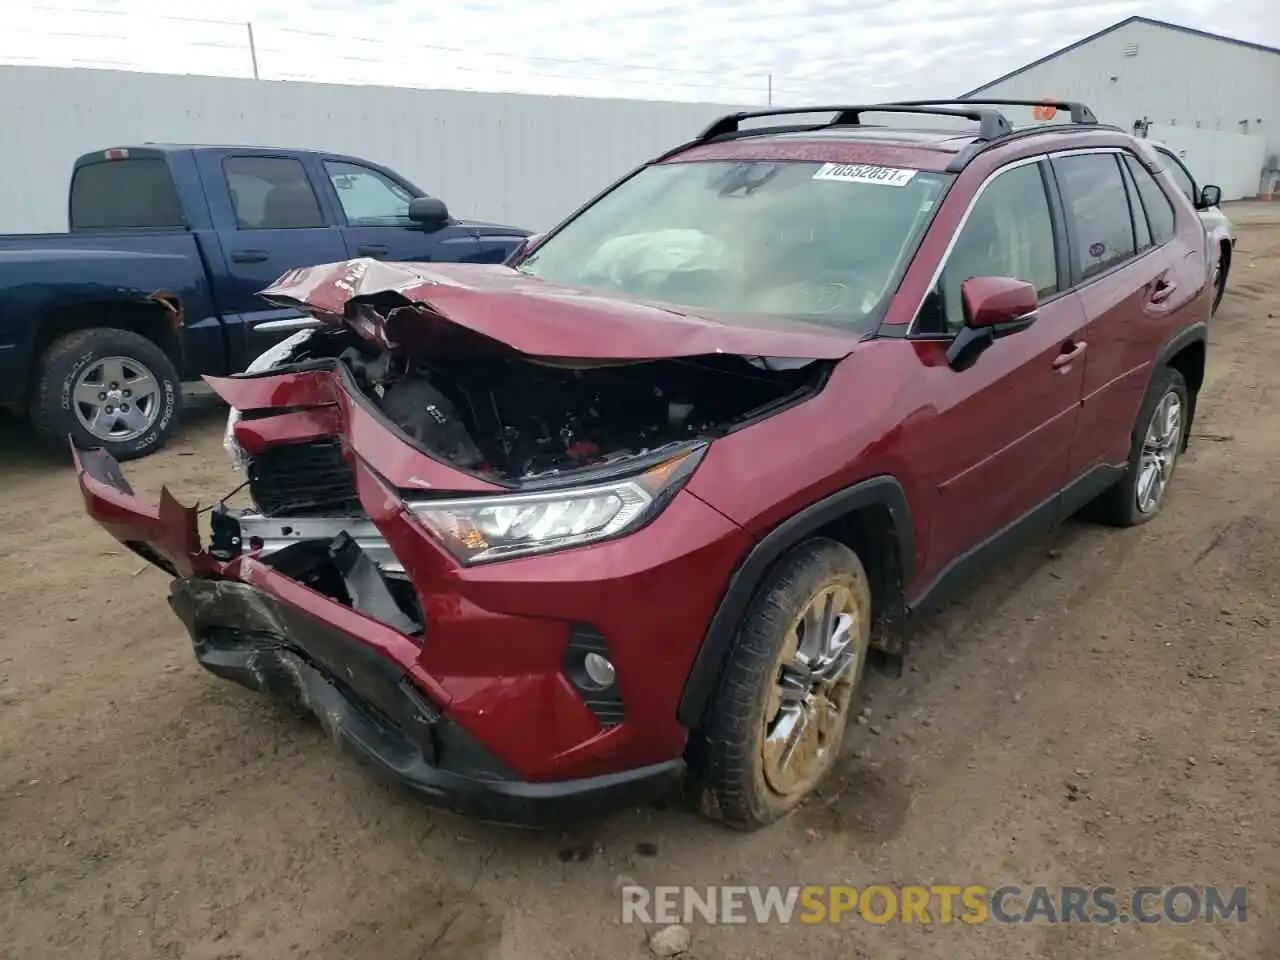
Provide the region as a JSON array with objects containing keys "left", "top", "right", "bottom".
[{"left": 236, "top": 325, "right": 831, "bottom": 484}]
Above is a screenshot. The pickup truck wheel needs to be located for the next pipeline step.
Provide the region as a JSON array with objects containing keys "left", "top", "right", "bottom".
[
  {"left": 1082, "top": 365, "right": 1189, "bottom": 528},
  {"left": 31, "top": 328, "right": 182, "bottom": 462},
  {"left": 690, "top": 538, "right": 872, "bottom": 830}
]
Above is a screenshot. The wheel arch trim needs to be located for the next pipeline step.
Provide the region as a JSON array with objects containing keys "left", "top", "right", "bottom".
[{"left": 677, "top": 475, "right": 915, "bottom": 728}]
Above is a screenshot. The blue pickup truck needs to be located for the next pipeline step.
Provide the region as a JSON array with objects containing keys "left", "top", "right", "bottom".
[{"left": 0, "top": 144, "right": 531, "bottom": 460}]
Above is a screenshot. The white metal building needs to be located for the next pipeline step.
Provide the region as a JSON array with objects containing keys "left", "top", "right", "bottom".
[
  {"left": 961, "top": 16, "right": 1280, "bottom": 199},
  {"left": 0, "top": 65, "right": 748, "bottom": 235}
]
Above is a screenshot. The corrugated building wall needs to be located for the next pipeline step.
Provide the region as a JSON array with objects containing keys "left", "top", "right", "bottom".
[
  {"left": 0, "top": 65, "right": 750, "bottom": 234},
  {"left": 964, "top": 18, "right": 1280, "bottom": 198}
]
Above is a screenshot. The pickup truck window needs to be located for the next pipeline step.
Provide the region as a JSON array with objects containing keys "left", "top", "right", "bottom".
[
  {"left": 324, "top": 161, "right": 414, "bottom": 224},
  {"left": 69, "top": 158, "right": 184, "bottom": 230},
  {"left": 225, "top": 156, "right": 325, "bottom": 230}
]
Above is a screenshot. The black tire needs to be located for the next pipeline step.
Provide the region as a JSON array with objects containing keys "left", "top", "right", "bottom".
[
  {"left": 688, "top": 537, "right": 873, "bottom": 830},
  {"left": 1211, "top": 246, "right": 1228, "bottom": 315},
  {"left": 1082, "top": 365, "right": 1189, "bottom": 528},
  {"left": 30, "top": 327, "right": 182, "bottom": 462}
]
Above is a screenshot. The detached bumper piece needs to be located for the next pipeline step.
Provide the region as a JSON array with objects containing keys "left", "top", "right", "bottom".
[{"left": 169, "top": 577, "right": 682, "bottom": 828}]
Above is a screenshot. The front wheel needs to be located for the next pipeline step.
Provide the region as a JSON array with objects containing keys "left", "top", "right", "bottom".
[
  {"left": 30, "top": 327, "right": 183, "bottom": 462},
  {"left": 689, "top": 538, "right": 873, "bottom": 829}
]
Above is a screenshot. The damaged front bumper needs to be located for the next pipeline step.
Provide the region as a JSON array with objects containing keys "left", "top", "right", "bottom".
[{"left": 74, "top": 446, "right": 687, "bottom": 827}]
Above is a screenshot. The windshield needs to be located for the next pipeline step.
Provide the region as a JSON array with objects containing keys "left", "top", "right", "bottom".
[{"left": 518, "top": 160, "right": 951, "bottom": 330}]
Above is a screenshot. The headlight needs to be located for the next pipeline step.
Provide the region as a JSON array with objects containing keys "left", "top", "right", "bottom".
[{"left": 407, "top": 446, "right": 704, "bottom": 564}]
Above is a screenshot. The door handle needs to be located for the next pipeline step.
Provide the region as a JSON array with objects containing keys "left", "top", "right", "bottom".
[
  {"left": 230, "top": 249, "right": 269, "bottom": 263},
  {"left": 357, "top": 244, "right": 390, "bottom": 257},
  {"left": 1148, "top": 276, "right": 1178, "bottom": 304},
  {"left": 1052, "top": 339, "right": 1087, "bottom": 369}
]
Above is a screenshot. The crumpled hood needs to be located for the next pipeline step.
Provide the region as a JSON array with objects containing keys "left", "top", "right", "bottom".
[{"left": 258, "top": 258, "right": 859, "bottom": 361}]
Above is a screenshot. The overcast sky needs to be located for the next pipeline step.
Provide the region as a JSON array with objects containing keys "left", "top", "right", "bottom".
[{"left": 5, "top": 0, "right": 1278, "bottom": 105}]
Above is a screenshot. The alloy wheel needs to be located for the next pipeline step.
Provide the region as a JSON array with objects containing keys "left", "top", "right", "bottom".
[
  {"left": 1136, "top": 390, "right": 1182, "bottom": 515},
  {"left": 72, "top": 356, "right": 163, "bottom": 443},
  {"left": 760, "top": 583, "right": 861, "bottom": 797}
]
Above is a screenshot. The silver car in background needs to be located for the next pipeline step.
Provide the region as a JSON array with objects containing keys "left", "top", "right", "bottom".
[{"left": 1149, "top": 140, "right": 1236, "bottom": 314}]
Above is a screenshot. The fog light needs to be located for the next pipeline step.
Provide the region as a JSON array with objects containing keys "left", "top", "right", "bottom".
[{"left": 583, "top": 652, "right": 616, "bottom": 688}]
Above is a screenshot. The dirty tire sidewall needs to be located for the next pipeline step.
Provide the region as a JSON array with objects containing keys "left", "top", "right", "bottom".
[
  {"left": 31, "top": 328, "right": 182, "bottom": 462},
  {"left": 690, "top": 537, "right": 873, "bottom": 830}
]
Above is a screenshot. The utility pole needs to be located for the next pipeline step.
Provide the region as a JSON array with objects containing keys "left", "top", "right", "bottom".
[
  {"left": 247, "top": 22, "right": 260, "bottom": 79},
  {"left": 767, "top": 74, "right": 772, "bottom": 105}
]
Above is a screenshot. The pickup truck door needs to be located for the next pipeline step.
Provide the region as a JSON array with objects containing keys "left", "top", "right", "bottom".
[
  {"left": 200, "top": 152, "right": 349, "bottom": 362},
  {"left": 315, "top": 158, "right": 487, "bottom": 264}
]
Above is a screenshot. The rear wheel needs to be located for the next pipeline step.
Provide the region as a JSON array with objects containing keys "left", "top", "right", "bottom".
[
  {"left": 30, "top": 327, "right": 182, "bottom": 462},
  {"left": 690, "top": 538, "right": 872, "bottom": 829},
  {"left": 1083, "top": 365, "right": 1188, "bottom": 527}
]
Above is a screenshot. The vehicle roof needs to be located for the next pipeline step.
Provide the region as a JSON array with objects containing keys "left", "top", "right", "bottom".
[
  {"left": 72, "top": 144, "right": 354, "bottom": 168},
  {"left": 662, "top": 122, "right": 1139, "bottom": 173}
]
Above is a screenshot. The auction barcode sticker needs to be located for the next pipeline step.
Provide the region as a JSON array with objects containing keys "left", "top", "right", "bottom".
[{"left": 812, "top": 163, "right": 918, "bottom": 187}]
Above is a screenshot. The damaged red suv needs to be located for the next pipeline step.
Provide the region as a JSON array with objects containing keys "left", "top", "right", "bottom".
[{"left": 76, "top": 100, "right": 1211, "bottom": 829}]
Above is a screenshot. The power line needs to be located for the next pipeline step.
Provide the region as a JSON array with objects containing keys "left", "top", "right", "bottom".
[{"left": 18, "top": 7, "right": 785, "bottom": 90}]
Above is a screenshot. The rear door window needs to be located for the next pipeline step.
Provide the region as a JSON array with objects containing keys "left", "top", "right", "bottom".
[
  {"left": 225, "top": 156, "right": 325, "bottom": 230},
  {"left": 1156, "top": 149, "right": 1197, "bottom": 204},
  {"left": 1052, "top": 153, "right": 1137, "bottom": 281},
  {"left": 1119, "top": 158, "right": 1153, "bottom": 252},
  {"left": 1123, "top": 155, "right": 1177, "bottom": 246},
  {"left": 69, "top": 158, "right": 184, "bottom": 230}
]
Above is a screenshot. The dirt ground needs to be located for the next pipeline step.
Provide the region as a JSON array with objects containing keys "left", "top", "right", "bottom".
[{"left": 2, "top": 204, "right": 1278, "bottom": 960}]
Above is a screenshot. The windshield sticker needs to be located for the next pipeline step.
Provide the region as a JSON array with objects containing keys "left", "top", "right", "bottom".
[{"left": 812, "top": 163, "right": 918, "bottom": 187}]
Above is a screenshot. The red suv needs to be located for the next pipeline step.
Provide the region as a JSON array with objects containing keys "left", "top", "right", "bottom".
[{"left": 76, "top": 100, "right": 1212, "bottom": 830}]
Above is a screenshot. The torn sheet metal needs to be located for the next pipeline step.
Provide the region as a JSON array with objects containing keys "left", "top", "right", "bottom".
[
  {"left": 224, "top": 328, "right": 317, "bottom": 472},
  {"left": 259, "top": 258, "right": 859, "bottom": 363}
]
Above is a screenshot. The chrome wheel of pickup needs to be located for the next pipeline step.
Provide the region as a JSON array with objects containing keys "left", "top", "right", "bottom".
[{"left": 72, "top": 355, "right": 162, "bottom": 443}]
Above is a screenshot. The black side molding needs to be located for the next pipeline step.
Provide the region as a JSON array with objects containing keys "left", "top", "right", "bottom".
[{"left": 676, "top": 475, "right": 915, "bottom": 728}]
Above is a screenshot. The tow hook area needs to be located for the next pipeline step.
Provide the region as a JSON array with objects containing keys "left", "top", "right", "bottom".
[{"left": 209, "top": 508, "right": 424, "bottom": 638}]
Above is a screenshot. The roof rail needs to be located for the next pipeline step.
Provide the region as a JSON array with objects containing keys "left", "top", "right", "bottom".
[
  {"left": 695, "top": 104, "right": 1014, "bottom": 145},
  {"left": 891, "top": 98, "right": 1099, "bottom": 125}
]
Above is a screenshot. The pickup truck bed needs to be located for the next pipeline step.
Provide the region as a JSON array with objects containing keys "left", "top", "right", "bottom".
[{"left": 0, "top": 144, "right": 531, "bottom": 460}]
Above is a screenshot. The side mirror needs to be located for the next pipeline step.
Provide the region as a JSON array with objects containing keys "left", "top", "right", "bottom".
[
  {"left": 407, "top": 196, "right": 450, "bottom": 227},
  {"left": 1198, "top": 184, "right": 1222, "bottom": 209},
  {"left": 946, "top": 276, "right": 1039, "bottom": 371}
]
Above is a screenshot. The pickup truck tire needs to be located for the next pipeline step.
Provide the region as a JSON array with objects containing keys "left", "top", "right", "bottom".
[
  {"left": 689, "top": 538, "right": 872, "bottom": 829},
  {"left": 31, "top": 328, "right": 182, "bottom": 462}
]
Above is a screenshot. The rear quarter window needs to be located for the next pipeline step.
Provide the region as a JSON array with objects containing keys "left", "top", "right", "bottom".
[{"left": 70, "top": 158, "right": 184, "bottom": 230}]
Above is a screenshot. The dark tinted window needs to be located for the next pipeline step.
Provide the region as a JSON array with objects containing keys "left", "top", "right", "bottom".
[
  {"left": 1124, "top": 155, "right": 1176, "bottom": 245},
  {"left": 1053, "top": 153, "right": 1136, "bottom": 280},
  {"left": 225, "top": 156, "right": 324, "bottom": 229},
  {"left": 1157, "top": 150, "right": 1196, "bottom": 203},
  {"left": 1119, "top": 159, "right": 1153, "bottom": 252},
  {"left": 70, "top": 158, "right": 184, "bottom": 230},
  {"left": 917, "top": 162, "right": 1058, "bottom": 335}
]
